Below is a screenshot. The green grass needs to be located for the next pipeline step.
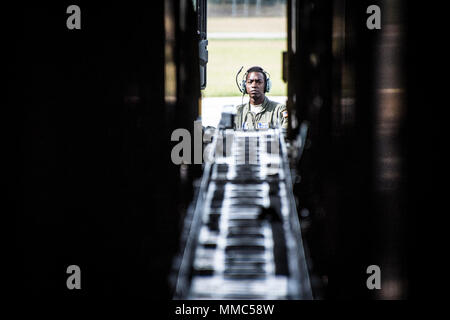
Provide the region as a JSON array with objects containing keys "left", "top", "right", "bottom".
[
  {"left": 208, "top": 17, "right": 286, "bottom": 33},
  {"left": 203, "top": 39, "right": 287, "bottom": 97}
]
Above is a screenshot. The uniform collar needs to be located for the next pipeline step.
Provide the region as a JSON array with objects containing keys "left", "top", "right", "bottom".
[{"left": 245, "top": 96, "right": 269, "bottom": 114}]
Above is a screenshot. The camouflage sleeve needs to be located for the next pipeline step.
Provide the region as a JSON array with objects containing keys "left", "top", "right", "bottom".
[
  {"left": 234, "top": 105, "right": 243, "bottom": 130},
  {"left": 278, "top": 105, "right": 288, "bottom": 129}
]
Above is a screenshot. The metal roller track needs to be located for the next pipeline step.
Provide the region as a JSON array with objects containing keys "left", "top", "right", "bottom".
[{"left": 173, "top": 124, "right": 312, "bottom": 300}]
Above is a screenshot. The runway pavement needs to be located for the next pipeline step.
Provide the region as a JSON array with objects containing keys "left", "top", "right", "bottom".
[{"left": 208, "top": 32, "right": 286, "bottom": 39}]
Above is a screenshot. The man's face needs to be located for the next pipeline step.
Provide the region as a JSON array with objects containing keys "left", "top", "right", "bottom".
[{"left": 246, "top": 72, "right": 265, "bottom": 102}]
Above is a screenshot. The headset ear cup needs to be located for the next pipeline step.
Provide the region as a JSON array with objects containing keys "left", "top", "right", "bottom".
[
  {"left": 266, "top": 78, "right": 272, "bottom": 93},
  {"left": 241, "top": 79, "right": 247, "bottom": 94}
]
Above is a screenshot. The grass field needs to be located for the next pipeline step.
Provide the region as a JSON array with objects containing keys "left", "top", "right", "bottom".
[
  {"left": 203, "top": 17, "right": 287, "bottom": 97},
  {"left": 208, "top": 17, "right": 286, "bottom": 33}
]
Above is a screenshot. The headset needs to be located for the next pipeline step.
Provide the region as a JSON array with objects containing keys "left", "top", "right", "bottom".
[{"left": 235, "top": 66, "right": 272, "bottom": 94}]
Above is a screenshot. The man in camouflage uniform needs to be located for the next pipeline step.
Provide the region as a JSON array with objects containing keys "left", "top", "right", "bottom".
[{"left": 234, "top": 66, "right": 288, "bottom": 131}]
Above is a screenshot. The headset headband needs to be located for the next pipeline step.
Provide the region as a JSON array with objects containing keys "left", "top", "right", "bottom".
[{"left": 236, "top": 66, "right": 272, "bottom": 94}]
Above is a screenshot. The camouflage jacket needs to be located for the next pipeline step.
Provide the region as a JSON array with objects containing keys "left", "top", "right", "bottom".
[{"left": 234, "top": 96, "right": 288, "bottom": 130}]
